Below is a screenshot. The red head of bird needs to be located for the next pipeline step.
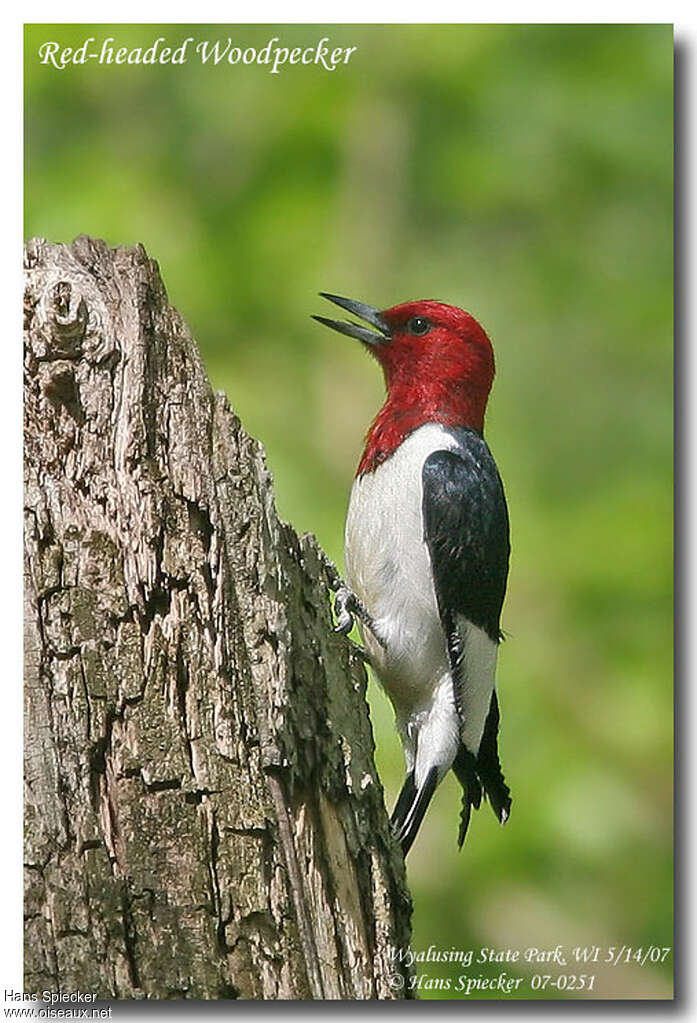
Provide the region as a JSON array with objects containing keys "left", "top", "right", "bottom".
[{"left": 313, "top": 295, "right": 495, "bottom": 475}]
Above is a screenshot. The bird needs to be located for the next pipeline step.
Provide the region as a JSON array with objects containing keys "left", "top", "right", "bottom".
[{"left": 313, "top": 292, "right": 512, "bottom": 855}]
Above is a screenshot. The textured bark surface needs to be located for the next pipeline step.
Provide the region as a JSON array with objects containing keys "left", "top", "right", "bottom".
[{"left": 23, "top": 236, "right": 412, "bottom": 1000}]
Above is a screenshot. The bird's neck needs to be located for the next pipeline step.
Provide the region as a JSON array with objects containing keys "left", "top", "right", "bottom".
[{"left": 356, "top": 380, "right": 488, "bottom": 476}]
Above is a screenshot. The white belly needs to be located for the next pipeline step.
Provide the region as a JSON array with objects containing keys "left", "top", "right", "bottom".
[{"left": 345, "top": 423, "right": 459, "bottom": 723}]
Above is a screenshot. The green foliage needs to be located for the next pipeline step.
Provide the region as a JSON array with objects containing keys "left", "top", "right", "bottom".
[{"left": 25, "top": 23, "right": 673, "bottom": 999}]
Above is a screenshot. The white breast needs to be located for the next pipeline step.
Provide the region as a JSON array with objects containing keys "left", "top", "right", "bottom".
[{"left": 345, "top": 423, "right": 460, "bottom": 723}]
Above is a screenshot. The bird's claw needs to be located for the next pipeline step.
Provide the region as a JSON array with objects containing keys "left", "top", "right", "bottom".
[
  {"left": 320, "top": 555, "right": 385, "bottom": 649},
  {"left": 333, "top": 585, "right": 360, "bottom": 635},
  {"left": 333, "top": 585, "right": 387, "bottom": 651}
]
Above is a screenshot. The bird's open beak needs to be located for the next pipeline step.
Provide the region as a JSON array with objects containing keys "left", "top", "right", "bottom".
[{"left": 312, "top": 293, "right": 390, "bottom": 346}]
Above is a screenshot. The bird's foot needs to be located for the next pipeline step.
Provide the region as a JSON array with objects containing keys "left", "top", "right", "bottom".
[
  {"left": 334, "top": 584, "right": 371, "bottom": 635},
  {"left": 320, "top": 556, "right": 385, "bottom": 647},
  {"left": 334, "top": 586, "right": 387, "bottom": 650}
]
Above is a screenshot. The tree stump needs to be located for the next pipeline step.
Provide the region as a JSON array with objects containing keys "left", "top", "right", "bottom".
[{"left": 23, "top": 236, "right": 412, "bottom": 1000}]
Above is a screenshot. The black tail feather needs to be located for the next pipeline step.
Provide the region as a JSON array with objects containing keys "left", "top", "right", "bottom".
[
  {"left": 391, "top": 688, "right": 512, "bottom": 854},
  {"left": 476, "top": 690, "right": 512, "bottom": 824},
  {"left": 453, "top": 691, "right": 512, "bottom": 849},
  {"left": 453, "top": 748, "right": 483, "bottom": 849},
  {"left": 393, "top": 766, "right": 439, "bottom": 856},
  {"left": 390, "top": 772, "right": 416, "bottom": 834}
]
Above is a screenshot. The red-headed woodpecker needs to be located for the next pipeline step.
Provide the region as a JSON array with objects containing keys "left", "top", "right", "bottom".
[{"left": 313, "top": 294, "right": 511, "bottom": 855}]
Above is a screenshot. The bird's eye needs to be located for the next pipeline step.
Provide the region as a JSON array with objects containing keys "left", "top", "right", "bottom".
[{"left": 407, "top": 316, "right": 432, "bottom": 336}]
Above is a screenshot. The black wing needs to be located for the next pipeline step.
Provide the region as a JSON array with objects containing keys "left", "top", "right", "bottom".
[
  {"left": 421, "top": 430, "right": 510, "bottom": 644},
  {"left": 422, "top": 430, "right": 511, "bottom": 839}
]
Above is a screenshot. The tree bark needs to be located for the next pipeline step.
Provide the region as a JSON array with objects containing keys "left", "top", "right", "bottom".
[{"left": 23, "top": 236, "right": 412, "bottom": 1000}]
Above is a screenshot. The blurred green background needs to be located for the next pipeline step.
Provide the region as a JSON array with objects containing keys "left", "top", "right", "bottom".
[{"left": 25, "top": 23, "right": 673, "bottom": 999}]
